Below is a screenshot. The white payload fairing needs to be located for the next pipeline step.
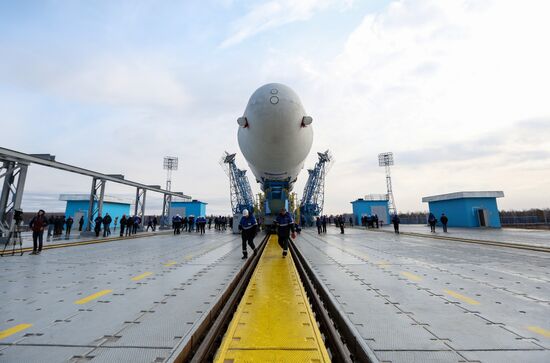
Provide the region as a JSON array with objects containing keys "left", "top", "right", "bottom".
[{"left": 237, "top": 83, "right": 313, "bottom": 191}]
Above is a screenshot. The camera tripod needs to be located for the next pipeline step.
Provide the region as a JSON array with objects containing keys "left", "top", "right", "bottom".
[{"left": 1, "top": 225, "right": 24, "bottom": 257}]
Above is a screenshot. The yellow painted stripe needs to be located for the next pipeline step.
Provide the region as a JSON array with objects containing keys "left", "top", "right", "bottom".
[
  {"left": 401, "top": 271, "right": 422, "bottom": 281},
  {"left": 527, "top": 326, "right": 550, "bottom": 338},
  {"left": 184, "top": 255, "right": 193, "bottom": 261},
  {"left": 214, "top": 235, "right": 330, "bottom": 362},
  {"left": 376, "top": 261, "right": 389, "bottom": 268},
  {"left": 74, "top": 289, "right": 113, "bottom": 305},
  {"left": 444, "top": 289, "right": 480, "bottom": 305},
  {"left": 0, "top": 324, "right": 32, "bottom": 340},
  {"left": 163, "top": 261, "right": 177, "bottom": 267},
  {"left": 131, "top": 272, "right": 153, "bottom": 281}
]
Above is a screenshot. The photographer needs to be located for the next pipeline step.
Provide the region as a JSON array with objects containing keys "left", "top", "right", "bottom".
[{"left": 29, "top": 209, "right": 48, "bottom": 254}]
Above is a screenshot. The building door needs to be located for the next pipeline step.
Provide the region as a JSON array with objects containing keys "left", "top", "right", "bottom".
[{"left": 477, "top": 209, "right": 488, "bottom": 227}]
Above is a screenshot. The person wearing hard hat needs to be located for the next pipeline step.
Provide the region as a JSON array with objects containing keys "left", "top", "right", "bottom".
[{"left": 239, "top": 209, "right": 258, "bottom": 259}]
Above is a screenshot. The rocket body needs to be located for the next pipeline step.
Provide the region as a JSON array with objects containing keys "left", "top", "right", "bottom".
[{"left": 237, "top": 83, "right": 313, "bottom": 191}]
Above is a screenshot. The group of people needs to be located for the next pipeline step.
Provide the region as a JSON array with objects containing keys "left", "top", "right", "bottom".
[
  {"left": 314, "top": 216, "right": 328, "bottom": 234},
  {"left": 238, "top": 207, "right": 296, "bottom": 259},
  {"left": 361, "top": 214, "right": 381, "bottom": 229},
  {"left": 213, "top": 216, "right": 230, "bottom": 231},
  {"left": 145, "top": 216, "right": 159, "bottom": 231},
  {"left": 46, "top": 215, "right": 83, "bottom": 238},
  {"left": 119, "top": 215, "right": 142, "bottom": 236},
  {"left": 427, "top": 212, "right": 449, "bottom": 233},
  {"left": 26, "top": 209, "right": 157, "bottom": 255},
  {"left": 171, "top": 215, "right": 210, "bottom": 235},
  {"left": 390, "top": 212, "right": 449, "bottom": 234}
]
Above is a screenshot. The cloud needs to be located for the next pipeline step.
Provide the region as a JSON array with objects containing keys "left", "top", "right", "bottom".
[
  {"left": 1, "top": 54, "right": 190, "bottom": 110},
  {"left": 220, "top": 0, "right": 353, "bottom": 48}
]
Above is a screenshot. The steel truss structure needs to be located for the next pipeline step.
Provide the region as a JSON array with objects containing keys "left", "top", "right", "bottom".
[
  {"left": 220, "top": 152, "right": 254, "bottom": 215},
  {"left": 378, "top": 151, "right": 397, "bottom": 216},
  {"left": 300, "top": 150, "right": 332, "bottom": 225},
  {"left": 0, "top": 147, "right": 190, "bottom": 238}
]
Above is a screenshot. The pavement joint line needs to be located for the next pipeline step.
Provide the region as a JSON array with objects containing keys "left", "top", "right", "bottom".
[
  {"left": 527, "top": 326, "right": 550, "bottom": 338},
  {"left": 443, "top": 289, "right": 481, "bottom": 305},
  {"left": 0, "top": 324, "right": 32, "bottom": 340},
  {"left": 304, "top": 230, "right": 550, "bottom": 354},
  {"left": 74, "top": 289, "right": 113, "bottom": 305},
  {"left": 372, "top": 229, "right": 550, "bottom": 253},
  {"left": 10, "top": 230, "right": 174, "bottom": 254}
]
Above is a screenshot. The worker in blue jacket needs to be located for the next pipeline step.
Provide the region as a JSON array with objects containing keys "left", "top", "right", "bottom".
[
  {"left": 275, "top": 208, "right": 296, "bottom": 257},
  {"left": 239, "top": 209, "right": 258, "bottom": 259}
]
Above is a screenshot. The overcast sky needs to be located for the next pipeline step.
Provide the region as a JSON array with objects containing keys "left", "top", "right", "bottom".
[{"left": 1, "top": 0, "right": 549, "bottom": 215}]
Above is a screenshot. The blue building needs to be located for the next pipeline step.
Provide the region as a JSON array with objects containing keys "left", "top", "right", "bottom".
[
  {"left": 422, "top": 191, "right": 504, "bottom": 228},
  {"left": 351, "top": 195, "right": 390, "bottom": 226},
  {"left": 170, "top": 200, "right": 207, "bottom": 218},
  {"left": 60, "top": 194, "right": 131, "bottom": 230}
]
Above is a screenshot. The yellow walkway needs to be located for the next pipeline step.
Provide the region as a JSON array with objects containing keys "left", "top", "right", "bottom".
[{"left": 214, "top": 235, "right": 331, "bottom": 362}]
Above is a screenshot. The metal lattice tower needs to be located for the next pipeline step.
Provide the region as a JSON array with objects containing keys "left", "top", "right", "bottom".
[
  {"left": 378, "top": 152, "right": 397, "bottom": 215},
  {"left": 220, "top": 152, "right": 254, "bottom": 214},
  {"left": 161, "top": 156, "right": 178, "bottom": 226},
  {"left": 300, "top": 150, "right": 332, "bottom": 224}
]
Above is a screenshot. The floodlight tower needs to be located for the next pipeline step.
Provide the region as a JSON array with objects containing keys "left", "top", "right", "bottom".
[
  {"left": 161, "top": 156, "right": 178, "bottom": 226},
  {"left": 378, "top": 152, "right": 397, "bottom": 216}
]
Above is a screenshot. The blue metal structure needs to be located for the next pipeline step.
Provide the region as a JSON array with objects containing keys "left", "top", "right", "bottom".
[
  {"left": 221, "top": 152, "right": 254, "bottom": 215},
  {"left": 299, "top": 150, "right": 332, "bottom": 226}
]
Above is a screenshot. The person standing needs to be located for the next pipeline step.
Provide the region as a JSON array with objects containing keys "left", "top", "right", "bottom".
[
  {"left": 339, "top": 215, "right": 345, "bottom": 234},
  {"left": 197, "top": 216, "right": 206, "bottom": 235},
  {"left": 132, "top": 215, "right": 140, "bottom": 234},
  {"left": 94, "top": 214, "right": 103, "bottom": 237},
  {"left": 208, "top": 217, "right": 212, "bottom": 230},
  {"left": 146, "top": 217, "right": 153, "bottom": 232},
  {"left": 321, "top": 216, "right": 327, "bottom": 234},
  {"left": 392, "top": 214, "right": 400, "bottom": 234},
  {"left": 152, "top": 216, "right": 158, "bottom": 231},
  {"left": 78, "top": 216, "right": 84, "bottom": 232},
  {"left": 316, "top": 217, "right": 322, "bottom": 234},
  {"left": 103, "top": 213, "right": 112, "bottom": 237},
  {"left": 47, "top": 215, "right": 55, "bottom": 238},
  {"left": 275, "top": 208, "right": 296, "bottom": 257},
  {"left": 126, "top": 215, "right": 133, "bottom": 236},
  {"left": 428, "top": 213, "right": 437, "bottom": 233},
  {"left": 188, "top": 216, "right": 195, "bottom": 233},
  {"left": 239, "top": 209, "right": 257, "bottom": 259},
  {"left": 29, "top": 209, "right": 48, "bottom": 254},
  {"left": 173, "top": 214, "right": 182, "bottom": 235},
  {"left": 440, "top": 213, "right": 449, "bottom": 233},
  {"left": 65, "top": 216, "right": 74, "bottom": 237},
  {"left": 120, "top": 215, "right": 127, "bottom": 237},
  {"left": 113, "top": 216, "right": 119, "bottom": 232}
]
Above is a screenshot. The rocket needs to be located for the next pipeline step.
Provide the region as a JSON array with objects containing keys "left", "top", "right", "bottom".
[{"left": 237, "top": 83, "right": 313, "bottom": 191}]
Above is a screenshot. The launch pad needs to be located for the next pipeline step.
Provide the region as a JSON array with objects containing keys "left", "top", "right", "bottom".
[{"left": 1, "top": 227, "right": 549, "bottom": 362}]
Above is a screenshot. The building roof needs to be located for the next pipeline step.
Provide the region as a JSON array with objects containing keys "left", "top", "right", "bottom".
[
  {"left": 59, "top": 194, "right": 132, "bottom": 204},
  {"left": 351, "top": 195, "right": 389, "bottom": 204},
  {"left": 171, "top": 200, "right": 208, "bottom": 205},
  {"left": 422, "top": 191, "right": 504, "bottom": 203}
]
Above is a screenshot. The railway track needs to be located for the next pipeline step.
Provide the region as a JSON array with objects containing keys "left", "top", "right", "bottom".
[{"left": 166, "top": 233, "right": 378, "bottom": 363}]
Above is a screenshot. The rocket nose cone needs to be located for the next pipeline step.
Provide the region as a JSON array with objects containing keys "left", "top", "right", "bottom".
[{"left": 244, "top": 83, "right": 305, "bottom": 130}]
